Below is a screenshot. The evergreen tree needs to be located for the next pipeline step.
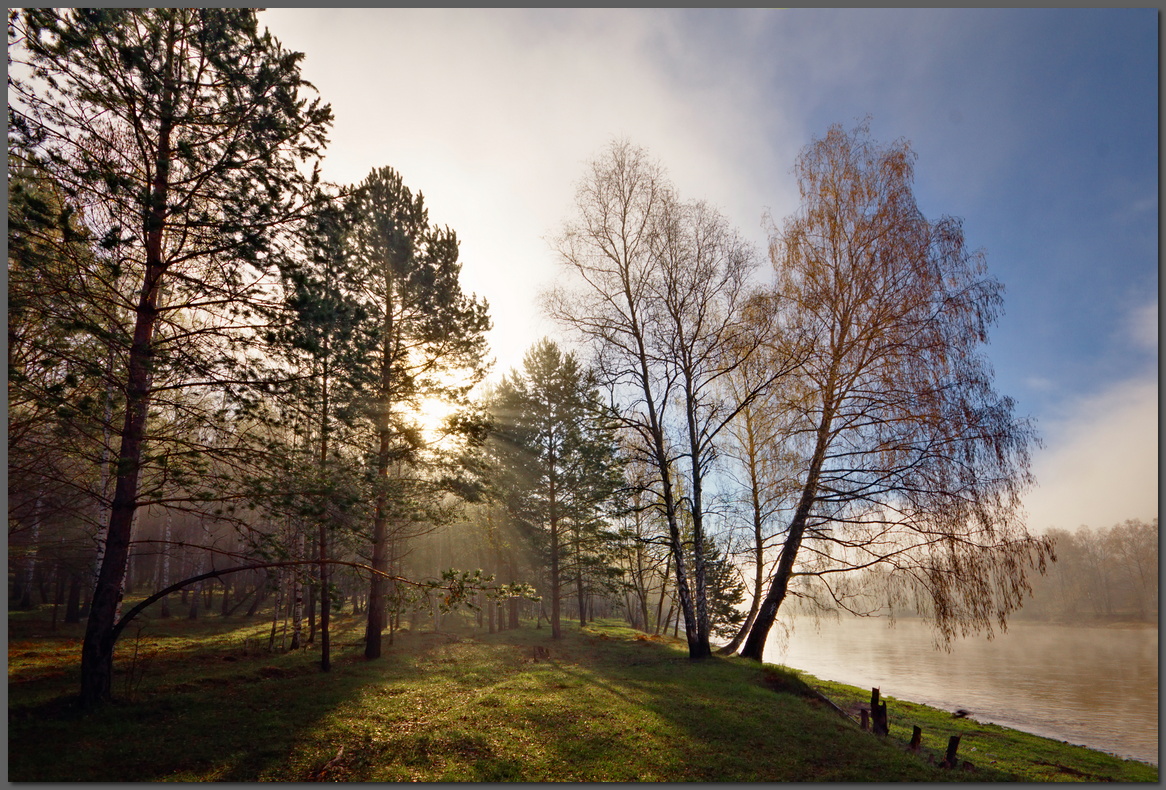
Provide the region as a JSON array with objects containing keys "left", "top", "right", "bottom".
[
  {"left": 268, "top": 191, "right": 371, "bottom": 671},
  {"left": 345, "top": 166, "right": 491, "bottom": 659},
  {"left": 702, "top": 534, "right": 748, "bottom": 640},
  {"left": 9, "top": 8, "right": 333, "bottom": 705},
  {"left": 490, "top": 339, "right": 623, "bottom": 639}
]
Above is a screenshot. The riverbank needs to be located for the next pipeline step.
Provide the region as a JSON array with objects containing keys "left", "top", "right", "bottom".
[
  {"left": 8, "top": 611, "right": 1158, "bottom": 781},
  {"left": 763, "top": 613, "right": 1158, "bottom": 765}
]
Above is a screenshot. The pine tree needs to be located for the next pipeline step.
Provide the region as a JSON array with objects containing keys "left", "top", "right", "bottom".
[
  {"left": 345, "top": 166, "right": 490, "bottom": 659},
  {"left": 490, "top": 339, "right": 623, "bottom": 639},
  {"left": 270, "top": 191, "right": 371, "bottom": 671},
  {"left": 10, "top": 8, "right": 333, "bottom": 705}
]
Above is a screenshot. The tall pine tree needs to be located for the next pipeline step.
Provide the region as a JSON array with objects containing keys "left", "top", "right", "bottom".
[
  {"left": 9, "top": 8, "right": 332, "bottom": 705},
  {"left": 490, "top": 339, "right": 622, "bottom": 639},
  {"left": 346, "top": 166, "right": 490, "bottom": 659}
]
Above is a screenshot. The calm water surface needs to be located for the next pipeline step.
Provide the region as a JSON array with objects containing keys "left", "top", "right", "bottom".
[{"left": 764, "top": 617, "right": 1158, "bottom": 765}]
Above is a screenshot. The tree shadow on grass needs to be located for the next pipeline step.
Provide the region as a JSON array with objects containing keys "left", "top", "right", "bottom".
[
  {"left": 7, "top": 616, "right": 474, "bottom": 782},
  {"left": 8, "top": 617, "right": 1022, "bottom": 782},
  {"left": 487, "top": 630, "right": 1010, "bottom": 782}
]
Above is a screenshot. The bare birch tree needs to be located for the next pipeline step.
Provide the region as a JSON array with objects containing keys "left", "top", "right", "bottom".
[
  {"left": 548, "top": 140, "right": 786, "bottom": 659},
  {"left": 739, "top": 121, "right": 1053, "bottom": 661}
]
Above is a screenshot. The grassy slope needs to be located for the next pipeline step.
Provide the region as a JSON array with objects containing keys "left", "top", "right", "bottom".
[{"left": 7, "top": 609, "right": 1158, "bottom": 782}]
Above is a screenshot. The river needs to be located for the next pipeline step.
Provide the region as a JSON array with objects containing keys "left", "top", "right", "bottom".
[{"left": 762, "top": 616, "right": 1158, "bottom": 765}]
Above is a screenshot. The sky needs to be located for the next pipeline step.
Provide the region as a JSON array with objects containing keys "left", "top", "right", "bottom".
[{"left": 259, "top": 8, "right": 1158, "bottom": 535}]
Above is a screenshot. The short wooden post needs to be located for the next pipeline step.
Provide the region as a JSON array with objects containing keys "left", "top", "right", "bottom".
[
  {"left": 860, "top": 708, "right": 869, "bottom": 730},
  {"left": 909, "top": 725, "right": 922, "bottom": 751},
  {"left": 941, "top": 735, "right": 961, "bottom": 769},
  {"left": 870, "top": 687, "right": 888, "bottom": 736}
]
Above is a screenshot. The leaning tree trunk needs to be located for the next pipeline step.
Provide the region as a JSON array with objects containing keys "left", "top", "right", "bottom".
[
  {"left": 739, "top": 401, "right": 834, "bottom": 662},
  {"left": 78, "top": 235, "right": 167, "bottom": 706}
]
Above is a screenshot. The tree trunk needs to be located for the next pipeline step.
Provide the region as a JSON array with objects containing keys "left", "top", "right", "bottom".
[
  {"left": 78, "top": 27, "right": 176, "bottom": 705},
  {"left": 575, "top": 532, "right": 587, "bottom": 628},
  {"left": 50, "top": 563, "right": 65, "bottom": 629},
  {"left": 507, "top": 552, "right": 520, "bottom": 629},
  {"left": 550, "top": 465, "right": 562, "bottom": 640},
  {"left": 318, "top": 524, "right": 331, "bottom": 669},
  {"left": 159, "top": 509, "right": 172, "bottom": 618},
  {"left": 247, "top": 573, "right": 270, "bottom": 616},
  {"left": 65, "top": 573, "right": 82, "bottom": 624},
  {"left": 364, "top": 436, "right": 390, "bottom": 658},
  {"left": 740, "top": 386, "right": 837, "bottom": 662},
  {"left": 220, "top": 577, "right": 231, "bottom": 617},
  {"left": 365, "top": 256, "right": 397, "bottom": 659},
  {"left": 307, "top": 580, "right": 316, "bottom": 643},
  {"left": 19, "top": 494, "right": 42, "bottom": 609},
  {"left": 683, "top": 373, "right": 713, "bottom": 656},
  {"left": 188, "top": 559, "right": 203, "bottom": 621},
  {"left": 290, "top": 530, "right": 304, "bottom": 650}
]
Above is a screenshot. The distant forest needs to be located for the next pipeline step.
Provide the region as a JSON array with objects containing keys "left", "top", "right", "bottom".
[{"left": 1018, "top": 518, "right": 1158, "bottom": 623}]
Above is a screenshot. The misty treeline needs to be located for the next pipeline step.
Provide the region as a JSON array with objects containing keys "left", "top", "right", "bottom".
[
  {"left": 781, "top": 517, "right": 1159, "bottom": 625},
  {"left": 9, "top": 8, "right": 1068, "bottom": 706},
  {"left": 1021, "top": 519, "right": 1157, "bottom": 622}
]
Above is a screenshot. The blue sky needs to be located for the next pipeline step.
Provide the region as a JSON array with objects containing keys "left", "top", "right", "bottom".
[{"left": 261, "top": 8, "right": 1157, "bottom": 533}]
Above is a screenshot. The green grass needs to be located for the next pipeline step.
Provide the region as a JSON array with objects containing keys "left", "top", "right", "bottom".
[
  {"left": 7, "top": 607, "right": 1158, "bottom": 782},
  {"left": 800, "top": 676, "right": 1159, "bottom": 783}
]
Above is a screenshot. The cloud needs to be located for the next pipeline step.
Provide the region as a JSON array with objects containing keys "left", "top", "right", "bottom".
[
  {"left": 1125, "top": 300, "right": 1157, "bottom": 352},
  {"left": 259, "top": 9, "right": 799, "bottom": 379},
  {"left": 1023, "top": 375, "right": 1158, "bottom": 533}
]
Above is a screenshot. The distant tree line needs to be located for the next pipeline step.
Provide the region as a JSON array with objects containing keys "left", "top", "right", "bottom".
[{"left": 1019, "top": 519, "right": 1158, "bottom": 622}]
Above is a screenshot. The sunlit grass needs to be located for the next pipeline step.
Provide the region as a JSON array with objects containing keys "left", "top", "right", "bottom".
[{"left": 7, "top": 607, "right": 1157, "bottom": 782}]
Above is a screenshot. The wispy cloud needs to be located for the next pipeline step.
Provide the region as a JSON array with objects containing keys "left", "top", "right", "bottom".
[
  {"left": 260, "top": 9, "right": 799, "bottom": 378},
  {"left": 1126, "top": 300, "right": 1158, "bottom": 352}
]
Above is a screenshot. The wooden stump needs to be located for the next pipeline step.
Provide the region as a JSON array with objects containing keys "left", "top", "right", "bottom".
[
  {"left": 909, "top": 725, "right": 922, "bottom": 751},
  {"left": 860, "top": 708, "right": 869, "bottom": 731},
  {"left": 870, "top": 688, "right": 889, "bottom": 736},
  {"left": 940, "top": 735, "right": 961, "bottom": 769}
]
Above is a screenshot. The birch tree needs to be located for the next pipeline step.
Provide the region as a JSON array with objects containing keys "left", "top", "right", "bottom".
[
  {"left": 739, "top": 121, "right": 1052, "bottom": 660},
  {"left": 548, "top": 141, "right": 785, "bottom": 659}
]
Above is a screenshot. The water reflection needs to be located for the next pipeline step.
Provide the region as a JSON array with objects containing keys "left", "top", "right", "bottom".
[{"left": 764, "top": 617, "right": 1158, "bottom": 765}]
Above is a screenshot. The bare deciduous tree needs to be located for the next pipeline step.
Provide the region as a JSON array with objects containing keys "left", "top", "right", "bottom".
[
  {"left": 739, "top": 121, "right": 1052, "bottom": 661},
  {"left": 548, "top": 140, "right": 785, "bottom": 659}
]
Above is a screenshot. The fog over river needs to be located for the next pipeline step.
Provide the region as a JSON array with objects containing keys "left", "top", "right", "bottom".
[{"left": 762, "top": 616, "right": 1158, "bottom": 765}]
